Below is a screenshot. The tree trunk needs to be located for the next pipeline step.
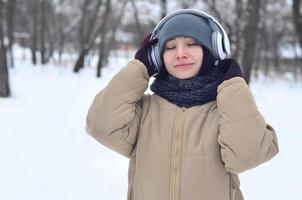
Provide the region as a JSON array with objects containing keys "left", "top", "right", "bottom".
[
  {"left": 79, "top": 0, "right": 89, "bottom": 50},
  {"left": 241, "top": 0, "right": 261, "bottom": 84},
  {"left": 57, "top": 0, "right": 66, "bottom": 64},
  {"left": 253, "top": 39, "right": 261, "bottom": 80},
  {"left": 6, "top": 0, "right": 15, "bottom": 68},
  {"left": 40, "top": 0, "right": 47, "bottom": 64},
  {"left": 31, "top": 0, "right": 38, "bottom": 65},
  {"left": 0, "top": 46, "right": 10, "bottom": 97},
  {"left": 73, "top": 0, "right": 103, "bottom": 72},
  {"left": 258, "top": 0, "right": 270, "bottom": 77},
  {"left": 73, "top": 49, "right": 87, "bottom": 73},
  {"left": 58, "top": 12, "right": 64, "bottom": 63},
  {"left": 0, "top": 0, "right": 10, "bottom": 97},
  {"left": 233, "top": 0, "right": 243, "bottom": 60},
  {"left": 293, "top": 0, "right": 302, "bottom": 52},
  {"left": 97, "top": 33, "right": 106, "bottom": 77},
  {"left": 96, "top": 0, "right": 127, "bottom": 77}
]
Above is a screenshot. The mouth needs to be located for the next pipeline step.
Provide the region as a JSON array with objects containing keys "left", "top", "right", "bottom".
[{"left": 175, "top": 63, "right": 194, "bottom": 70}]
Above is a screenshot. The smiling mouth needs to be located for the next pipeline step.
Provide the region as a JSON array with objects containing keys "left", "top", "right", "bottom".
[{"left": 175, "top": 63, "right": 194, "bottom": 70}]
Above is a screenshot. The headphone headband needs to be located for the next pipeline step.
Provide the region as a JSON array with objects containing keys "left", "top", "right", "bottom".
[{"left": 152, "top": 9, "right": 227, "bottom": 42}]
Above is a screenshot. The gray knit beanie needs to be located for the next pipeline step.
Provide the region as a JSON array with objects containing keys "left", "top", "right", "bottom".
[{"left": 158, "top": 13, "right": 214, "bottom": 57}]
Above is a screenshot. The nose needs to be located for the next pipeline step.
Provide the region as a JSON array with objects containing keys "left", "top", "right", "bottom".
[{"left": 176, "top": 45, "right": 188, "bottom": 59}]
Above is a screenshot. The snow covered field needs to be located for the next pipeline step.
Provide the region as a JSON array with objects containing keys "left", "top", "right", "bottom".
[{"left": 0, "top": 51, "right": 301, "bottom": 199}]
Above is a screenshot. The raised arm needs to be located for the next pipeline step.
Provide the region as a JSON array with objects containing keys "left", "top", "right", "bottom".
[
  {"left": 85, "top": 60, "right": 149, "bottom": 158},
  {"left": 217, "top": 59, "right": 279, "bottom": 174}
]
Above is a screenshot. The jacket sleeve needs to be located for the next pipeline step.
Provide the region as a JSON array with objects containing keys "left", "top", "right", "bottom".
[
  {"left": 217, "top": 77, "right": 279, "bottom": 174},
  {"left": 85, "top": 59, "right": 149, "bottom": 158}
]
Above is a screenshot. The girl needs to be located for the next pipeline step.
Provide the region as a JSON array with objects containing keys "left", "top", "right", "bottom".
[{"left": 85, "top": 9, "right": 279, "bottom": 200}]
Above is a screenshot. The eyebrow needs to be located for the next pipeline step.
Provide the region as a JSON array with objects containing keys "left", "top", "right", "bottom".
[
  {"left": 166, "top": 40, "right": 176, "bottom": 44},
  {"left": 166, "top": 37, "right": 196, "bottom": 44},
  {"left": 184, "top": 37, "right": 196, "bottom": 41}
]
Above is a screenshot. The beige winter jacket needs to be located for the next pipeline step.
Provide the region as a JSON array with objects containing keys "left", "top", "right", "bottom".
[{"left": 85, "top": 59, "right": 279, "bottom": 200}]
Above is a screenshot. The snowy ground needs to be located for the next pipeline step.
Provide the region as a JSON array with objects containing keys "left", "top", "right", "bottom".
[{"left": 0, "top": 50, "right": 301, "bottom": 200}]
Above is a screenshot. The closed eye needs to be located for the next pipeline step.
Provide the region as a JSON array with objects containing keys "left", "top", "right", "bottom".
[
  {"left": 165, "top": 46, "right": 176, "bottom": 50},
  {"left": 188, "top": 43, "right": 198, "bottom": 46}
]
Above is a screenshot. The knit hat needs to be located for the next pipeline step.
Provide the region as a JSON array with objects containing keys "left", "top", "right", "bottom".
[{"left": 158, "top": 13, "right": 214, "bottom": 58}]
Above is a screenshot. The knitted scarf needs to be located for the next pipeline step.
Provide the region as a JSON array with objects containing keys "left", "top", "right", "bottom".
[{"left": 150, "top": 66, "right": 225, "bottom": 108}]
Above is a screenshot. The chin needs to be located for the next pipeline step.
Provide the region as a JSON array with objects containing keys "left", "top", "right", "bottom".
[{"left": 174, "top": 73, "right": 196, "bottom": 79}]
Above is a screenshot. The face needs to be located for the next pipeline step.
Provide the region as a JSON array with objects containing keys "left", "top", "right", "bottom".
[{"left": 163, "top": 37, "right": 203, "bottom": 79}]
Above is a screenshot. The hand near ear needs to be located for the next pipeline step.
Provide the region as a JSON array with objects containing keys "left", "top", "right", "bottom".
[
  {"left": 218, "top": 58, "right": 244, "bottom": 81},
  {"left": 135, "top": 33, "right": 159, "bottom": 77}
]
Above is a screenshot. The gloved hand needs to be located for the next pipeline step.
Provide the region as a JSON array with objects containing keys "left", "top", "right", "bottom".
[
  {"left": 135, "top": 33, "right": 158, "bottom": 77},
  {"left": 218, "top": 58, "right": 244, "bottom": 81}
]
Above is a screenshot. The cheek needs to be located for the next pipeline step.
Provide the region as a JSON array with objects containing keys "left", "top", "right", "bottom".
[
  {"left": 200, "top": 53, "right": 204, "bottom": 65},
  {"left": 194, "top": 49, "right": 203, "bottom": 65},
  {"left": 163, "top": 52, "right": 172, "bottom": 67},
  {"left": 163, "top": 52, "right": 175, "bottom": 74}
]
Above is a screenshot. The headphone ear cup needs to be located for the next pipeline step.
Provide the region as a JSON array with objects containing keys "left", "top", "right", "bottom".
[
  {"left": 222, "top": 33, "right": 230, "bottom": 55},
  {"left": 212, "top": 31, "right": 225, "bottom": 60},
  {"left": 154, "top": 44, "right": 163, "bottom": 71},
  {"left": 148, "top": 43, "right": 162, "bottom": 74},
  {"left": 211, "top": 32, "right": 219, "bottom": 59}
]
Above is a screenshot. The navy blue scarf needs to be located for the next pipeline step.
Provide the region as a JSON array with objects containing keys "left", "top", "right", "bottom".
[{"left": 150, "top": 65, "right": 225, "bottom": 108}]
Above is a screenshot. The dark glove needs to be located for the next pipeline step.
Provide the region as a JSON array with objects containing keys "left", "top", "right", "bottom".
[
  {"left": 135, "top": 33, "right": 158, "bottom": 77},
  {"left": 218, "top": 58, "right": 244, "bottom": 81}
]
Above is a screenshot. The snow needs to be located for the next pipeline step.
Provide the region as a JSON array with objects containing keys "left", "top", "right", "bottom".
[{"left": 0, "top": 48, "right": 301, "bottom": 199}]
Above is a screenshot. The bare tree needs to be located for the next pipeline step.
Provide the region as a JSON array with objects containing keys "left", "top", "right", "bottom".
[
  {"left": 44, "top": 1, "right": 56, "bottom": 63},
  {"left": 0, "top": 0, "right": 10, "bottom": 97},
  {"left": 56, "top": 0, "right": 66, "bottom": 63},
  {"left": 96, "top": 0, "right": 128, "bottom": 77},
  {"left": 30, "top": 0, "right": 39, "bottom": 65},
  {"left": 95, "top": 0, "right": 112, "bottom": 77},
  {"left": 6, "top": 0, "right": 16, "bottom": 68},
  {"left": 241, "top": 0, "right": 261, "bottom": 84},
  {"left": 40, "top": 0, "right": 47, "bottom": 64},
  {"left": 293, "top": 0, "right": 302, "bottom": 52},
  {"left": 232, "top": 0, "right": 243, "bottom": 60},
  {"left": 73, "top": 0, "right": 104, "bottom": 72}
]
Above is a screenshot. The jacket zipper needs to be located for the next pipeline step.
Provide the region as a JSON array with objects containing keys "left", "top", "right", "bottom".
[{"left": 170, "top": 107, "right": 186, "bottom": 200}]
